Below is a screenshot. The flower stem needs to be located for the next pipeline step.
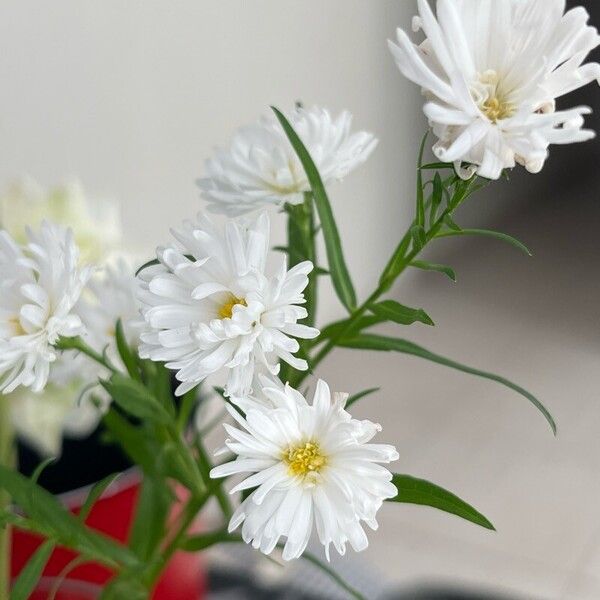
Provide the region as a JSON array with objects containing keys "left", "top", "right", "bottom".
[
  {"left": 55, "top": 336, "right": 118, "bottom": 374},
  {"left": 295, "top": 174, "right": 477, "bottom": 387},
  {"left": 0, "top": 398, "right": 15, "bottom": 600}
]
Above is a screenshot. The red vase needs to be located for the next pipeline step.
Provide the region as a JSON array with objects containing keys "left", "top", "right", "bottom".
[{"left": 11, "top": 470, "right": 206, "bottom": 599}]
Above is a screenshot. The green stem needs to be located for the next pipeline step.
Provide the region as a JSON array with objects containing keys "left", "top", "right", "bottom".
[
  {"left": 55, "top": 336, "right": 118, "bottom": 374},
  {"left": 294, "top": 176, "right": 476, "bottom": 388},
  {"left": 0, "top": 398, "right": 15, "bottom": 600}
]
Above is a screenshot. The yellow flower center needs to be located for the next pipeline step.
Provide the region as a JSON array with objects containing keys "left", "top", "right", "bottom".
[
  {"left": 8, "top": 316, "right": 26, "bottom": 336},
  {"left": 218, "top": 294, "right": 247, "bottom": 320},
  {"left": 284, "top": 441, "right": 327, "bottom": 477},
  {"left": 481, "top": 96, "right": 515, "bottom": 123}
]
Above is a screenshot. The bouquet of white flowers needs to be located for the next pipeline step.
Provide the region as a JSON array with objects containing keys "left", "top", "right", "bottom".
[{"left": 1, "top": 1, "right": 599, "bottom": 598}]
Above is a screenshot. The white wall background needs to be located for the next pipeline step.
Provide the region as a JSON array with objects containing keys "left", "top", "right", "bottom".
[{"left": 0, "top": 0, "right": 421, "bottom": 322}]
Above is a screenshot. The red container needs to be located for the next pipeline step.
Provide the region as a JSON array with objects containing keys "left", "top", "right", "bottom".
[{"left": 11, "top": 470, "right": 206, "bottom": 599}]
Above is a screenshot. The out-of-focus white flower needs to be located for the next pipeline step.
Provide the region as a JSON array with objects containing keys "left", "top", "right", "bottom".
[
  {"left": 389, "top": 0, "right": 600, "bottom": 179},
  {"left": 210, "top": 379, "right": 398, "bottom": 561},
  {"left": 9, "top": 258, "right": 142, "bottom": 457},
  {"left": 0, "top": 222, "right": 94, "bottom": 394},
  {"left": 137, "top": 212, "right": 319, "bottom": 398},
  {"left": 197, "top": 106, "right": 377, "bottom": 215},
  {"left": 0, "top": 178, "right": 121, "bottom": 263}
]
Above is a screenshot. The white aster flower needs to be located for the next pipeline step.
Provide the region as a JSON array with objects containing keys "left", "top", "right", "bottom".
[
  {"left": 197, "top": 106, "right": 377, "bottom": 215},
  {"left": 389, "top": 0, "right": 600, "bottom": 179},
  {"left": 0, "top": 178, "right": 121, "bottom": 263},
  {"left": 210, "top": 379, "right": 399, "bottom": 561},
  {"left": 9, "top": 258, "right": 142, "bottom": 457},
  {"left": 137, "top": 212, "right": 319, "bottom": 398},
  {"left": 0, "top": 222, "right": 94, "bottom": 394}
]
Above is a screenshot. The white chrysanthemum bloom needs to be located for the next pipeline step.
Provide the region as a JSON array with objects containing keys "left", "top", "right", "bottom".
[
  {"left": 197, "top": 106, "right": 378, "bottom": 215},
  {"left": 10, "top": 259, "right": 142, "bottom": 457},
  {"left": 0, "top": 178, "right": 121, "bottom": 263},
  {"left": 210, "top": 379, "right": 399, "bottom": 561},
  {"left": 0, "top": 222, "right": 94, "bottom": 394},
  {"left": 138, "top": 212, "right": 319, "bottom": 398},
  {"left": 389, "top": 0, "right": 600, "bottom": 179}
]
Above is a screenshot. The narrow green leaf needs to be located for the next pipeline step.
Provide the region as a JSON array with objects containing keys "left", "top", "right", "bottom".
[
  {"left": 416, "top": 133, "right": 428, "bottom": 227},
  {"left": 346, "top": 387, "right": 380, "bottom": 408},
  {"left": 115, "top": 319, "right": 140, "bottom": 381},
  {"left": 443, "top": 214, "right": 462, "bottom": 231},
  {"left": 389, "top": 474, "right": 495, "bottom": 530},
  {"left": 10, "top": 540, "right": 55, "bottom": 600},
  {"left": 410, "top": 260, "right": 457, "bottom": 282},
  {"left": 135, "top": 258, "right": 159, "bottom": 277},
  {"left": 78, "top": 473, "right": 121, "bottom": 524},
  {"left": 317, "top": 315, "right": 383, "bottom": 342},
  {"left": 99, "top": 576, "right": 147, "bottom": 600},
  {"left": 430, "top": 172, "right": 444, "bottom": 225},
  {"left": 436, "top": 228, "right": 532, "bottom": 256},
  {"left": 419, "top": 162, "right": 455, "bottom": 170},
  {"left": 101, "top": 374, "right": 171, "bottom": 425},
  {"left": 369, "top": 299, "right": 434, "bottom": 327},
  {"left": 0, "top": 466, "right": 139, "bottom": 568},
  {"left": 410, "top": 224, "right": 426, "bottom": 251},
  {"left": 129, "top": 476, "right": 172, "bottom": 561},
  {"left": 338, "top": 334, "right": 556, "bottom": 434},
  {"left": 30, "top": 457, "right": 56, "bottom": 484},
  {"left": 272, "top": 107, "right": 357, "bottom": 312}
]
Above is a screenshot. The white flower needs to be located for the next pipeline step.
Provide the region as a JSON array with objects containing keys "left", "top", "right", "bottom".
[
  {"left": 197, "top": 106, "right": 377, "bottom": 215},
  {"left": 0, "top": 178, "right": 121, "bottom": 263},
  {"left": 137, "top": 212, "right": 319, "bottom": 398},
  {"left": 389, "top": 0, "right": 600, "bottom": 179},
  {"left": 210, "top": 379, "right": 398, "bottom": 561},
  {"left": 0, "top": 222, "right": 94, "bottom": 394},
  {"left": 9, "top": 258, "right": 142, "bottom": 457}
]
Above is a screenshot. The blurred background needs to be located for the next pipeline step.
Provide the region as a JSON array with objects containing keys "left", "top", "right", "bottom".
[{"left": 1, "top": 1, "right": 600, "bottom": 598}]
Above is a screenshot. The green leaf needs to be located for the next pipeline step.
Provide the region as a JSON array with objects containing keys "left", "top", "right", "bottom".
[
  {"left": 429, "top": 172, "right": 444, "bottom": 225},
  {"left": 78, "top": 473, "right": 121, "bottom": 524},
  {"left": 129, "top": 476, "right": 173, "bottom": 561},
  {"left": 272, "top": 106, "right": 357, "bottom": 312},
  {"left": 410, "top": 224, "right": 426, "bottom": 251},
  {"left": 101, "top": 374, "right": 171, "bottom": 425},
  {"left": 410, "top": 260, "right": 457, "bottom": 282},
  {"left": 389, "top": 474, "right": 495, "bottom": 530},
  {"left": 0, "top": 466, "right": 139, "bottom": 568},
  {"left": 338, "top": 334, "right": 556, "bottom": 434},
  {"left": 99, "top": 576, "right": 147, "bottom": 600},
  {"left": 419, "top": 162, "right": 455, "bottom": 170},
  {"left": 115, "top": 319, "right": 140, "bottom": 381},
  {"left": 436, "top": 228, "right": 532, "bottom": 256},
  {"left": 30, "top": 457, "right": 56, "bottom": 484},
  {"left": 443, "top": 214, "right": 462, "bottom": 231},
  {"left": 10, "top": 540, "right": 55, "bottom": 600},
  {"left": 346, "top": 387, "right": 380, "bottom": 408},
  {"left": 416, "top": 133, "right": 428, "bottom": 227},
  {"left": 317, "top": 315, "right": 384, "bottom": 342},
  {"left": 369, "top": 299, "right": 434, "bottom": 327}
]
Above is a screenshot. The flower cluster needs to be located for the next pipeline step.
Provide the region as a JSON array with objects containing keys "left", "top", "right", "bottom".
[{"left": 0, "top": 222, "right": 94, "bottom": 394}]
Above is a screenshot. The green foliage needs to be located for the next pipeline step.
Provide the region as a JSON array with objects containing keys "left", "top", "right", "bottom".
[
  {"left": 77, "top": 473, "right": 122, "bottom": 524},
  {"left": 10, "top": 540, "right": 55, "bottom": 600},
  {"left": 389, "top": 474, "right": 495, "bottom": 530},
  {"left": 369, "top": 299, "right": 434, "bottom": 327},
  {"left": 272, "top": 106, "right": 357, "bottom": 312},
  {"left": 337, "top": 333, "right": 556, "bottom": 434},
  {"left": 345, "top": 387, "right": 380, "bottom": 408},
  {"left": 0, "top": 466, "right": 138, "bottom": 568},
  {"left": 435, "top": 228, "right": 532, "bottom": 255},
  {"left": 115, "top": 319, "right": 140, "bottom": 381},
  {"left": 101, "top": 374, "right": 172, "bottom": 425},
  {"left": 410, "top": 260, "right": 457, "bottom": 281}
]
